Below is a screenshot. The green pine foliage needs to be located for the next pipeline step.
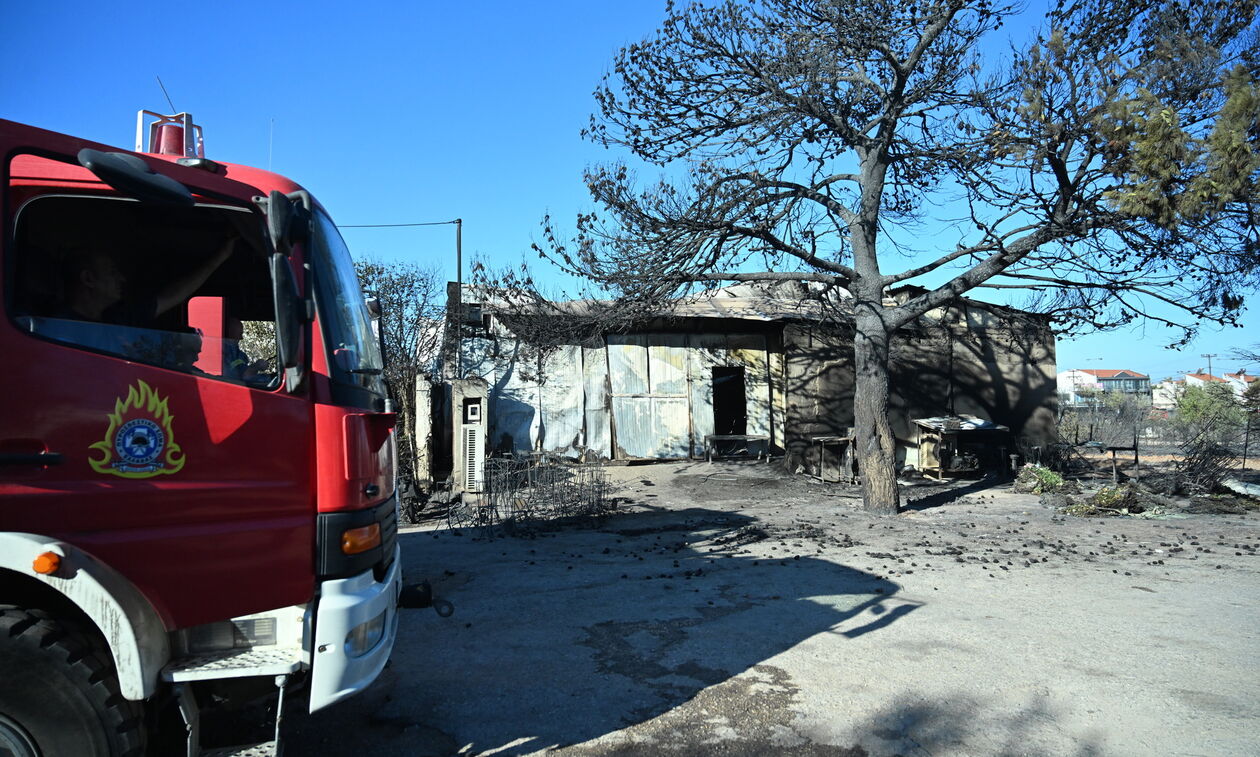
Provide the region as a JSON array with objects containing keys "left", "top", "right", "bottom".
[{"left": 1101, "top": 66, "right": 1259, "bottom": 227}]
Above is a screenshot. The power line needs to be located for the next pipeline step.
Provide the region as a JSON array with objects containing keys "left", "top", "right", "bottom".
[
  {"left": 339, "top": 220, "right": 460, "bottom": 228},
  {"left": 337, "top": 218, "right": 465, "bottom": 286}
]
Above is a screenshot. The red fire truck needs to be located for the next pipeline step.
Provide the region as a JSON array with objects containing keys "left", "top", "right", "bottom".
[{"left": 0, "top": 112, "right": 401, "bottom": 755}]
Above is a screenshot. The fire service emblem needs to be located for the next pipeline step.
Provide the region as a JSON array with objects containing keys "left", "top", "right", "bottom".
[{"left": 89, "top": 380, "right": 186, "bottom": 478}]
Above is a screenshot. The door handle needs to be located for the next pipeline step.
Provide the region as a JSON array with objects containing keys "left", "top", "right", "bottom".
[{"left": 0, "top": 452, "right": 64, "bottom": 466}]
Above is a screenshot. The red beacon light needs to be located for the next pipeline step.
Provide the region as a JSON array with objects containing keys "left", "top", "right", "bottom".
[{"left": 135, "top": 109, "right": 221, "bottom": 172}]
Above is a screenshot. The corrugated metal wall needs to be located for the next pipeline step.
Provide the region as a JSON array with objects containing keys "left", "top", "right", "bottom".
[
  {"left": 607, "top": 332, "right": 773, "bottom": 460},
  {"left": 608, "top": 334, "right": 690, "bottom": 458},
  {"left": 462, "top": 335, "right": 605, "bottom": 458},
  {"left": 462, "top": 328, "right": 776, "bottom": 461},
  {"left": 538, "top": 344, "right": 585, "bottom": 454},
  {"left": 582, "top": 345, "right": 612, "bottom": 458}
]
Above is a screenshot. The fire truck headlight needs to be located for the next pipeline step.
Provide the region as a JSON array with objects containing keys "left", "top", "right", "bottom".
[{"left": 345, "top": 609, "right": 387, "bottom": 657}]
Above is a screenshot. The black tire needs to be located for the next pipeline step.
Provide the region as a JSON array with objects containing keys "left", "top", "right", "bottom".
[{"left": 0, "top": 606, "right": 145, "bottom": 757}]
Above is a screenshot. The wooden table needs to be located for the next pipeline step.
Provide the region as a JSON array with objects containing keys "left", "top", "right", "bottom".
[
  {"left": 1106, "top": 445, "right": 1138, "bottom": 484},
  {"left": 808, "top": 435, "right": 856, "bottom": 483}
]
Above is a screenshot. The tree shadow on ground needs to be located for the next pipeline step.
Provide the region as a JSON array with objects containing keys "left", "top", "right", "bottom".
[
  {"left": 849, "top": 692, "right": 1103, "bottom": 757},
  {"left": 579, "top": 688, "right": 1103, "bottom": 757},
  {"left": 286, "top": 503, "right": 921, "bottom": 755},
  {"left": 901, "top": 476, "right": 1007, "bottom": 512}
]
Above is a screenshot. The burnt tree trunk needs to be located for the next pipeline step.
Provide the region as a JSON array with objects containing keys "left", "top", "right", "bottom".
[
  {"left": 853, "top": 310, "right": 901, "bottom": 514},
  {"left": 848, "top": 142, "right": 901, "bottom": 515}
]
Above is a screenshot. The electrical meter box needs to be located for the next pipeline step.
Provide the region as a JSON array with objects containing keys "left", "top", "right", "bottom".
[{"left": 450, "top": 378, "right": 489, "bottom": 494}]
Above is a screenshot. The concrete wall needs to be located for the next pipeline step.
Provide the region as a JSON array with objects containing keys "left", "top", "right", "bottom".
[{"left": 414, "top": 377, "right": 433, "bottom": 488}]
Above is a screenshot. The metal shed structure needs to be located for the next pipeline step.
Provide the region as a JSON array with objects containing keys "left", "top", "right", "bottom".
[
  {"left": 459, "top": 325, "right": 782, "bottom": 461},
  {"left": 442, "top": 282, "right": 1057, "bottom": 471}
]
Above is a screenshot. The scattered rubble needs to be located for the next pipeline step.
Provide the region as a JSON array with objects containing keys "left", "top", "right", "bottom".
[
  {"left": 1177, "top": 435, "right": 1237, "bottom": 494},
  {"left": 1043, "top": 467, "right": 1258, "bottom": 520},
  {"left": 1013, "top": 464, "right": 1079, "bottom": 495}
]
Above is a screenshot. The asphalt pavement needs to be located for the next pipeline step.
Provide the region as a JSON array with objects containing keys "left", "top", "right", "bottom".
[{"left": 285, "top": 461, "right": 1260, "bottom": 756}]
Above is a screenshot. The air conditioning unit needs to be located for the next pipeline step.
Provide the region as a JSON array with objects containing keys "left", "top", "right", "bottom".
[{"left": 462, "top": 425, "right": 484, "bottom": 493}]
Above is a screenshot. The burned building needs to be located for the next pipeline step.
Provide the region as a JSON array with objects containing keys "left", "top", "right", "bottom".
[{"left": 437, "top": 282, "right": 1057, "bottom": 478}]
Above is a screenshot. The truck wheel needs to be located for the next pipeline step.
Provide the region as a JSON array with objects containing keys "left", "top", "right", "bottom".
[{"left": 0, "top": 606, "right": 145, "bottom": 756}]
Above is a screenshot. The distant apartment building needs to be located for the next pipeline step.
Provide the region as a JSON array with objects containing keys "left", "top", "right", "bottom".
[
  {"left": 1184, "top": 372, "right": 1229, "bottom": 389},
  {"left": 1057, "top": 368, "right": 1152, "bottom": 407},
  {"left": 1153, "top": 369, "right": 1255, "bottom": 410},
  {"left": 1152, "top": 378, "right": 1183, "bottom": 410},
  {"left": 1224, "top": 369, "right": 1257, "bottom": 397}
]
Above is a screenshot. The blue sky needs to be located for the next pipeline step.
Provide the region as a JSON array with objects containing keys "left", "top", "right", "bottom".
[{"left": 5, "top": 0, "right": 1256, "bottom": 382}]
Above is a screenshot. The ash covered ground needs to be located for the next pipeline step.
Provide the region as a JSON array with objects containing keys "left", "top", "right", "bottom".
[{"left": 284, "top": 460, "right": 1260, "bottom": 756}]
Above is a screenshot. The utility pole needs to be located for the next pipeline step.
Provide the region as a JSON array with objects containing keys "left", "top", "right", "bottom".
[
  {"left": 452, "top": 218, "right": 464, "bottom": 380},
  {"left": 1201, "top": 353, "right": 1217, "bottom": 378},
  {"left": 454, "top": 218, "right": 463, "bottom": 289}
]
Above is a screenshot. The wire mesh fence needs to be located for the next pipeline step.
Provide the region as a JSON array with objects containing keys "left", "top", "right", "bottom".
[
  {"left": 448, "top": 454, "right": 613, "bottom": 536},
  {"left": 445, "top": 492, "right": 499, "bottom": 537}
]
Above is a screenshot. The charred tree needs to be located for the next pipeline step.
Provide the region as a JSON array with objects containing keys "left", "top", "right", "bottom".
[
  {"left": 514, "top": 0, "right": 1258, "bottom": 513},
  {"left": 355, "top": 259, "right": 445, "bottom": 488}
]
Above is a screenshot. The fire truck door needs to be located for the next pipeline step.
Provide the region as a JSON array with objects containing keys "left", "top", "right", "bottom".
[{"left": 0, "top": 122, "right": 315, "bottom": 629}]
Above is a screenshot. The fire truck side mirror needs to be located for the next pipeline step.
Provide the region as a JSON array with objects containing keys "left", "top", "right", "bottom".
[
  {"left": 77, "top": 148, "right": 194, "bottom": 206},
  {"left": 267, "top": 190, "right": 293, "bottom": 254},
  {"left": 270, "top": 253, "right": 305, "bottom": 391},
  {"left": 265, "top": 190, "right": 312, "bottom": 255}
]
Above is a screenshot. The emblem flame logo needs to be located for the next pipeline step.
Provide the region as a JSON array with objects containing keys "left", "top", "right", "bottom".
[{"left": 89, "top": 380, "right": 186, "bottom": 478}]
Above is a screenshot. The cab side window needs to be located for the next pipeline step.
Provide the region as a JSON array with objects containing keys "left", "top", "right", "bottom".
[{"left": 9, "top": 192, "right": 279, "bottom": 388}]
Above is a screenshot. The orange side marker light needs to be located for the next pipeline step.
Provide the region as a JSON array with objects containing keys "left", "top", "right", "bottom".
[
  {"left": 341, "top": 524, "right": 381, "bottom": 555},
  {"left": 32, "top": 552, "right": 61, "bottom": 575}
]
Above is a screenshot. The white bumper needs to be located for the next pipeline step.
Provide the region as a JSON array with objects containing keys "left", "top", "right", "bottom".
[{"left": 307, "top": 545, "right": 401, "bottom": 712}]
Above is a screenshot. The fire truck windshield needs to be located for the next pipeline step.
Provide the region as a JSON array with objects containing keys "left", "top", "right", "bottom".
[{"left": 309, "top": 210, "right": 385, "bottom": 392}]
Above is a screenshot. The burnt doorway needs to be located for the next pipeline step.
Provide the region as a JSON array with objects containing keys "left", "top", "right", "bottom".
[{"left": 712, "top": 366, "right": 747, "bottom": 436}]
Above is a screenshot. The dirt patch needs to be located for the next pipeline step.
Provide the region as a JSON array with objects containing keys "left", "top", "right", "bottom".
[
  {"left": 1185, "top": 495, "right": 1260, "bottom": 515},
  {"left": 673, "top": 471, "right": 792, "bottom": 501},
  {"left": 553, "top": 665, "right": 870, "bottom": 757}
]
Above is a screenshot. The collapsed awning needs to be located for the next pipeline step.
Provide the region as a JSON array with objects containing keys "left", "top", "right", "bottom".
[{"left": 914, "top": 415, "right": 1009, "bottom": 432}]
